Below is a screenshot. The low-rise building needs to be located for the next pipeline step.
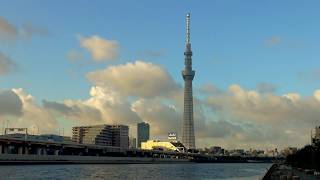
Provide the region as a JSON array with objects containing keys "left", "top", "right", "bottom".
[
  {"left": 110, "top": 125, "right": 129, "bottom": 149},
  {"left": 141, "top": 140, "right": 186, "bottom": 152},
  {"left": 72, "top": 125, "right": 112, "bottom": 146}
]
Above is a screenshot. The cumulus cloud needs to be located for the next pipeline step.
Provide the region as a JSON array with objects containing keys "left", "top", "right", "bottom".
[
  {"left": 0, "top": 90, "right": 23, "bottom": 116},
  {"left": 205, "top": 84, "right": 320, "bottom": 148},
  {"left": 203, "top": 120, "right": 244, "bottom": 138},
  {"left": 87, "top": 61, "right": 180, "bottom": 98},
  {"left": 314, "top": 90, "right": 320, "bottom": 102},
  {"left": 0, "top": 52, "right": 16, "bottom": 75},
  {"left": 132, "top": 98, "right": 180, "bottom": 138},
  {"left": 199, "top": 84, "right": 222, "bottom": 95},
  {"left": 79, "top": 35, "right": 118, "bottom": 62},
  {"left": 2, "top": 88, "right": 59, "bottom": 135},
  {"left": 44, "top": 86, "right": 141, "bottom": 128},
  {"left": 129, "top": 91, "right": 258, "bottom": 149},
  {"left": 44, "top": 61, "right": 180, "bottom": 137},
  {"left": 43, "top": 99, "right": 103, "bottom": 123}
]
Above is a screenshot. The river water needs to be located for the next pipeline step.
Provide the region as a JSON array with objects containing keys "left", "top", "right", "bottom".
[{"left": 0, "top": 163, "right": 271, "bottom": 179}]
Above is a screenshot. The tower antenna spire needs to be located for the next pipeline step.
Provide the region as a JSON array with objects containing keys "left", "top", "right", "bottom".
[{"left": 186, "top": 13, "right": 190, "bottom": 44}]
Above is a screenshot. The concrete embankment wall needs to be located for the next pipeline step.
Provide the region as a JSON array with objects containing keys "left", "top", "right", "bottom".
[
  {"left": 0, "top": 154, "right": 192, "bottom": 165},
  {"left": 263, "top": 164, "right": 320, "bottom": 180},
  {"left": 262, "top": 163, "right": 277, "bottom": 180}
]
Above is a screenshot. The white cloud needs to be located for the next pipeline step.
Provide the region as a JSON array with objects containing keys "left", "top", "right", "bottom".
[
  {"left": 206, "top": 84, "right": 320, "bottom": 148},
  {"left": 43, "top": 61, "right": 180, "bottom": 138},
  {"left": 0, "top": 90, "right": 23, "bottom": 116},
  {"left": 314, "top": 90, "right": 320, "bottom": 102},
  {"left": 80, "top": 35, "right": 118, "bottom": 62},
  {"left": 132, "top": 98, "right": 180, "bottom": 138},
  {"left": 87, "top": 61, "right": 179, "bottom": 98},
  {"left": 282, "top": 93, "right": 300, "bottom": 103},
  {"left": 199, "top": 84, "right": 222, "bottom": 95},
  {"left": 44, "top": 86, "right": 142, "bottom": 136},
  {"left": 7, "top": 88, "right": 59, "bottom": 135}
]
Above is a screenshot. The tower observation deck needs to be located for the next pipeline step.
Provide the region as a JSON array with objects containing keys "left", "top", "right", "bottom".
[{"left": 181, "top": 13, "right": 196, "bottom": 149}]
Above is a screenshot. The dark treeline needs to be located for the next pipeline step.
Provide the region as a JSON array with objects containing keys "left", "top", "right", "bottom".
[{"left": 286, "top": 143, "right": 320, "bottom": 170}]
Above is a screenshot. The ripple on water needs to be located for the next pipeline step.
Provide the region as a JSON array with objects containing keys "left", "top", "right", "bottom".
[{"left": 0, "top": 163, "right": 272, "bottom": 180}]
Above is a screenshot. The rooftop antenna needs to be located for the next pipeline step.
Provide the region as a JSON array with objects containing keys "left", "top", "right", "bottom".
[{"left": 186, "top": 13, "right": 191, "bottom": 44}]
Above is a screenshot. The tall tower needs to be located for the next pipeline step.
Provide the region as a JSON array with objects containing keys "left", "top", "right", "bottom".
[{"left": 182, "top": 13, "right": 195, "bottom": 149}]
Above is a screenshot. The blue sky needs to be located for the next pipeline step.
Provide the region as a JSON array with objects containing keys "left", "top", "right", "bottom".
[{"left": 1, "top": 0, "right": 320, "bottom": 101}]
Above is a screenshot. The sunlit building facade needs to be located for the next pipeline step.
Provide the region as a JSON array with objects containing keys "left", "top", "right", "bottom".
[{"left": 72, "top": 124, "right": 129, "bottom": 148}]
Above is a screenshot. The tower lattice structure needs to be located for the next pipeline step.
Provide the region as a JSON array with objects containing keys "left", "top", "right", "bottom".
[{"left": 181, "top": 13, "right": 196, "bottom": 150}]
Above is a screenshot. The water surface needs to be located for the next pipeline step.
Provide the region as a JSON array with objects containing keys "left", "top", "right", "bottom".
[{"left": 0, "top": 163, "right": 271, "bottom": 180}]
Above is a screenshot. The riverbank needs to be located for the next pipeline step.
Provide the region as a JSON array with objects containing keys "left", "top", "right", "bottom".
[
  {"left": 0, "top": 154, "right": 192, "bottom": 165},
  {"left": 262, "top": 164, "right": 320, "bottom": 180},
  {"left": 0, "top": 154, "right": 277, "bottom": 165}
]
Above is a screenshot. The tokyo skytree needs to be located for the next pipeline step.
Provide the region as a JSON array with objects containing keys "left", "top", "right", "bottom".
[{"left": 181, "top": 13, "right": 196, "bottom": 150}]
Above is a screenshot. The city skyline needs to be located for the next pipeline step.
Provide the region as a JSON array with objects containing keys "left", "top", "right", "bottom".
[{"left": 1, "top": 1, "right": 320, "bottom": 149}]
